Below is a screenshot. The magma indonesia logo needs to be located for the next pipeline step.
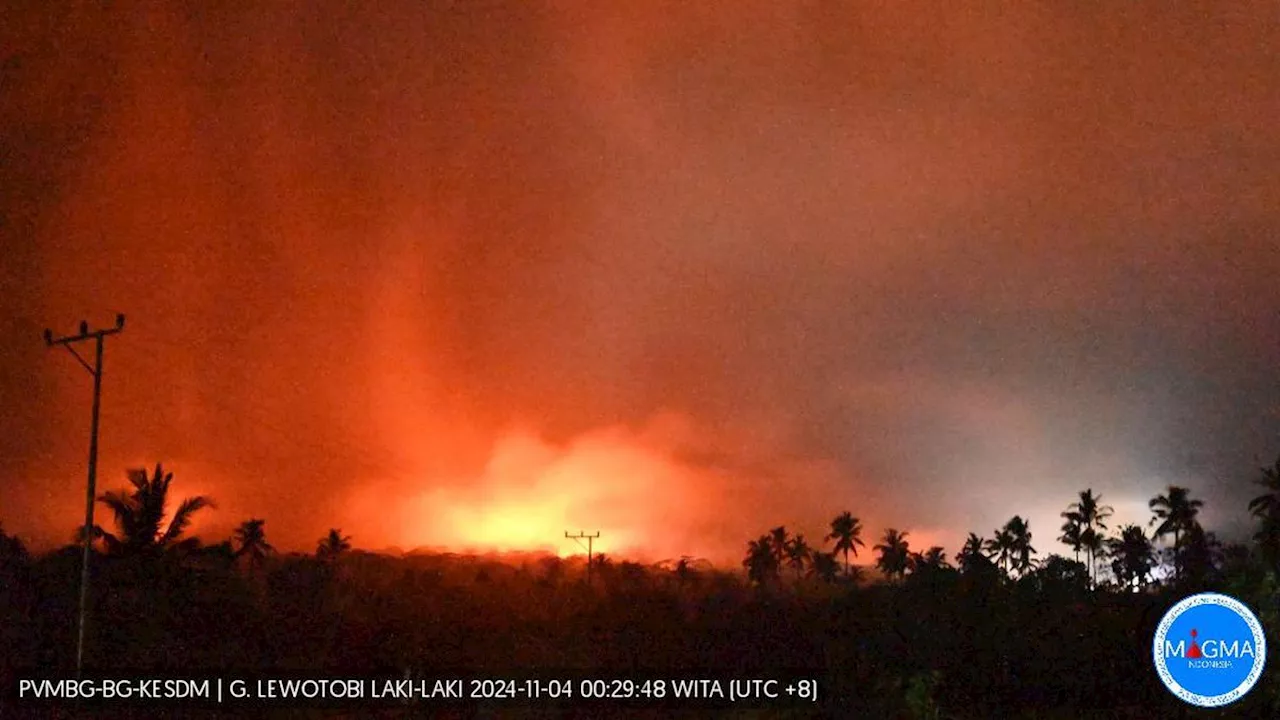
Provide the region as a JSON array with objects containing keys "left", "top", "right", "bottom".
[{"left": 1153, "top": 592, "right": 1267, "bottom": 707}]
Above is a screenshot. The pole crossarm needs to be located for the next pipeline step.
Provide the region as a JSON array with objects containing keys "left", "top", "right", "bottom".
[
  {"left": 566, "top": 530, "right": 599, "bottom": 553},
  {"left": 44, "top": 313, "right": 125, "bottom": 347}
]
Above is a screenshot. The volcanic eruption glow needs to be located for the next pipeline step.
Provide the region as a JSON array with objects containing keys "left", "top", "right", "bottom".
[{"left": 339, "top": 418, "right": 849, "bottom": 563}]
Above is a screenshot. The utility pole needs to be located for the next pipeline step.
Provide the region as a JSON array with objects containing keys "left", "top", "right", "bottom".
[
  {"left": 44, "top": 313, "right": 125, "bottom": 676},
  {"left": 565, "top": 531, "right": 600, "bottom": 586}
]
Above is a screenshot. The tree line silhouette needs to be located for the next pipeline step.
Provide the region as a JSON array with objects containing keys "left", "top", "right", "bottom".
[
  {"left": 741, "top": 481, "right": 1245, "bottom": 594},
  {"left": 1, "top": 458, "right": 1279, "bottom": 717}
]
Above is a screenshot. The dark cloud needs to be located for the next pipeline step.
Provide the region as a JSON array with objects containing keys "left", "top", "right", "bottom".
[{"left": 2, "top": 2, "right": 1277, "bottom": 560}]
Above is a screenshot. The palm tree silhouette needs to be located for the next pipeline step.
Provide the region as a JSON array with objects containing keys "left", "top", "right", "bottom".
[
  {"left": 921, "top": 546, "right": 948, "bottom": 568},
  {"left": 1067, "top": 489, "right": 1113, "bottom": 585},
  {"left": 317, "top": 528, "right": 352, "bottom": 561},
  {"left": 826, "top": 511, "right": 865, "bottom": 577},
  {"left": 807, "top": 551, "right": 840, "bottom": 584},
  {"left": 958, "top": 533, "right": 993, "bottom": 575},
  {"left": 908, "top": 546, "right": 951, "bottom": 582},
  {"left": 95, "top": 464, "right": 214, "bottom": 556},
  {"left": 233, "top": 519, "right": 275, "bottom": 565},
  {"left": 1149, "top": 485, "right": 1204, "bottom": 580},
  {"left": 984, "top": 527, "right": 1014, "bottom": 576},
  {"left": 1004, "top": 516, "right": 1037, "bottom": 577},
  {"left": 1248, "top": 455, "right": 1280, "bottom": 566},
  {"left": 1178, "top": 524, "right": 1223, "bottom": 586},
  {"left": 769, "top": 526, "right": 789, "bottom": 566},
  {"left": 593, "top": 553, "right": 613, "bottom": 583},
  {"left": 785, "top": 534, "right": 811, "bottom": 580},
  {"left": 1058, "top": 510, "right": 1083, "bottom": 564},
  {"left": 1080, "top": 528, "right": 1105, "bottom": 587},
  {"left": 874, "top": 528, "right": 911, "bottom": 581},
  {"left": 744, "top": 535, "right": 778, "bottom": 586},
  {"left": 1108, "top": 524, "right": 1155, "bottom": 590}
]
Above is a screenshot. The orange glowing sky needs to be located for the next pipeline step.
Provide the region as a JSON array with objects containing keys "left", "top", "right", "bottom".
[{"left": 2, "top": 2, "right": 1279, "bottom": 565}]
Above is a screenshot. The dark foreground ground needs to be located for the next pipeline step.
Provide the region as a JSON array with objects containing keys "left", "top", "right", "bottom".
[{"left": 2, "top": 543, "right": 1277, "bottom": 718}]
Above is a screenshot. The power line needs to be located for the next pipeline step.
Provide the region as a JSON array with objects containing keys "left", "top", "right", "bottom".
[
  {"left": 565, "top": 530, "right": 600, "bottom": 586},
  {"left": 44, "top": 313, "right": 125, "bottom": 677}
]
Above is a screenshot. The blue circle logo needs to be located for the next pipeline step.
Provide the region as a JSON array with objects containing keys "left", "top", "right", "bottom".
[{"left": 1153, "top": 592, "right": 1267, "bottom": 707}]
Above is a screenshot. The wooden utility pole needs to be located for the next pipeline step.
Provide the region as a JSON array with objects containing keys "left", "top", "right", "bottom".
[
  {"left": 44, "top": 313, "right": 125, "bottom": 676},
  {"left": 565, "top": 530, "right": 600, "bottom": 586}
]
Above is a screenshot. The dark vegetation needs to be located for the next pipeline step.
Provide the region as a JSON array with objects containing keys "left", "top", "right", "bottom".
[{"left": 4, "top": 459, "right": 1280, "bottom": 718}]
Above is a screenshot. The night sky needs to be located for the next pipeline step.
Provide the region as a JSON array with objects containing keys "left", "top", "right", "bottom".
[{"left": 2, "top": 2, "right": 1278, "bottom": 563}]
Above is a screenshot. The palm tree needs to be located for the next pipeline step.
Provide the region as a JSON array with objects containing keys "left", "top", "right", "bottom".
[
  {"left": 1249, "top": 454, "right": 1280, "bottom": 517},
  {"left": 1058, "top": 510, "right": 1084, "bottom": 564},
  {"left": 744, "top": 535, "right": 779, "bottom": 586},
  {"left": 1149, "top": 485, "right": 1204, "bottom": 580},
  {"left": 233, "top": 518, "right": 275, "bottom": 565},
  {"left": 1073, "top": 489, "right": 1114, "bottom": 528},
  {"left": 785, "top": 534, "right": 811, "bottom": 580},
  {"left": 984, "top": 527, "right": 1014, "bottom": 576},
  {"left": 874, "top": 528, "right": 911, "bottom": 581},
  {"left": 1067, "top": 489, "right": 1113, "bottom": 585},
  {"left": 1179, "top": 524, "right": 1222, "bottom": 586},
  {"left": 769, "top": 526, "right": 789, "bottom": 566},
  {"left": 1108, "top": 524, "right": 1156, "bottom": 591},
  {"left": 1248, "top": 455, "right": 1280, "bottom": 567},
  {"left": 317, "top": 528, "right": 352, "bottom": 561},
  {"left": 1004, "top": 516, "right": 1037, "bottom": 577},
  {"left": 96, "top": 464, "right": 214, "bottom": 556},
  {"left": 958, "top": 533, "right": 993, "bottom": 575},
  {"left": 826, "top": 511, "right": 865, "bottom": 576},
  {"left": 909, "top": 546, "right": 951, "bottom": 582},
  {"left": 1080, "top": 528, "right": 1106, "bottom": 585},
  {"left": 807, "top": 551, "right": 840, "bottom": 584},
  {"left": 921, "top": 546, "right": 948, "bottom": 568}
]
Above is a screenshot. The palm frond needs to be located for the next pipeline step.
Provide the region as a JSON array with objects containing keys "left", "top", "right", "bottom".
[
  {"left": 159, "top": 496, "right": 215, "bottom": 547},
  {"left": 98, "top": 490, "right": 139, "bottom": 545},
  {"left": 100, "top": 530, "right": 123, "bottom": 554},
  {"left": 125, "top": 468, "right": 150, "bottom": 491}
]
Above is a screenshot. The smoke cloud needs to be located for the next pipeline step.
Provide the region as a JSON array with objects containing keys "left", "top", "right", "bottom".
[{"left": 3, "top": 2, "right": 1278, "bottom": 562}]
